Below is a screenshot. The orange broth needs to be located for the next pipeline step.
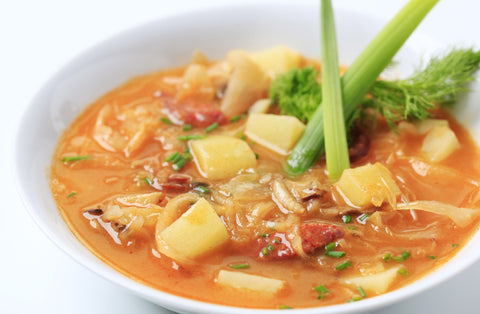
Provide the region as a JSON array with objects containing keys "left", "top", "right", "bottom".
[{"left": 51, "top": 54, "right": 480, "bottom": 309}]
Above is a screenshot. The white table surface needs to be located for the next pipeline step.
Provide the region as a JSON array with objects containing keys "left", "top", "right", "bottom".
[{"left": 2, "top": 0, "right": 480, "bottom": 313}]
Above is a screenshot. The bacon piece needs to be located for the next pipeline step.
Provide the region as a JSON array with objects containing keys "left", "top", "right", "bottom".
[
  {"left": 165, "top": 100, "right": 226, "bottom": 127},
  {"left": 157, "top": 174, "right": 192, "bottom": 193},
  {"left": 248, "top": 232, "right": 296, "bottom": 261},
  {"left": 299, "top": 223, "right": 344, "bottom": 254}
]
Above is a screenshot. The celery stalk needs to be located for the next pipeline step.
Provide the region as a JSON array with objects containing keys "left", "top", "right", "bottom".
[
  {"left": 285, "top": 0, "right": 439, "bottom": 176},
  {"left": 321, "top": 0, "right": 350, "bottom": 180}
]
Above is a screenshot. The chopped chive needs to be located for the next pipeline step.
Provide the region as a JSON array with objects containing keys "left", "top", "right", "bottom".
[
  {"left": 262, "top": 247, "right": 269, "bottom": 256},
  {"left": 255, "top": 153, "right": 260, "bottom": 160},
  {"left": 346, "top": 296, "right": 363, "bottom": 303},
  {"left": 160, "top": 117, "right": 173, "bottom": 125},
  {"left": 165, "top": 152, "right": 182, "bottom": 162},
  {"left": 267, "top": 244, "right": 275, "bottom": 251},
  {"left": 358, "top": 213, "right": 370, "bottom": 222},
  {"left": 325, "top": 242, "right": 336, "bottom": 252},
  {"left": 452, "top": 243, "right": 459, "bottom": 247},
  {"left": 357, "top": 286, "right": 367, "bottom": 298},
  {"left": 182, "top": 124, "right": 192, "bottom": 131},
  {"left": 348, "top": 226, "right": 358, "bottom": 230},
  {"left": 177, "top": 134, "right": 206, "bottom": 141},
  {"left": 313, "top": 285, "right": 329, "bottom": 294},
  {"left": 397, "top": 268, "right": 409, "bottom": 276},
  {"left": 240, "top": 135, "right": 247, "bottom": 140},
  {"left": 325, "top": 251, "right": 346, "bottom": 258},
  {"left": 229, "top": 263, "right": 250, "bottom": 269},
  {"left": 273, "top": 239, "right": 281, "bottom": 244},
  {"left": 205, "top": 122, "right": 219, "bottom": 133},
  {"left": 259, "top": 233, "right": 270, "bottom": 238},
  {"left": 335, "top": 260, "right": 352, "bottom": 271},
  {"left": 143, "top": 177, "right": 153, "bottom": 185},
  {"left": 173, "top": 158, "right": 187, "bottom": 171},
  {"left": 279, "top": 305, "right": 293, "bottom": 309},
  {"left": 193, "top": 185, "right": 210, "bottom": 194},
  {"left": 383, "top": 253, "right": 392, "bottom": 262},
  {"left": 67, "top": 192, "right": 76, "bottom": 198},
  {"left": 61, "top": 155, "right": 92, "bottom": 162},
  {"left": 317, "top": 294, "right": 325, "bottom": 300},
  {"left": 393, "top": 250, "right": 411, "bottom": 262},
  {"left": 342, "top": 215, "right": 352, "bottom": 223},
  {"left": 230, "top": 115, "right": 241, "bottom": 123},
  {"left": 427, "top": 255, "right": 438, "bottom": 259}
]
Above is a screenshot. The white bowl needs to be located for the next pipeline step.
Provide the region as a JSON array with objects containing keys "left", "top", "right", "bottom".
[{"left": 15, "top": 2, "right": 480, "bottom": 314}]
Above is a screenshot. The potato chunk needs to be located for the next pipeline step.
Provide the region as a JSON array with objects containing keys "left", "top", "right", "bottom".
[
  {"left": 335, "top": 163, "right": 401, "bottom": 208},
  {"left": 341, "top": 266, "right": 402, "bottom": 295},
  {"left": 415, "top": 119, "right": 449, "bottom": 134},
  {"left": 221, "top": 54, "right": 268, "bottom": 117},
  {"left": 421, "top": 125, "right": 460, "bottom": 162},
  {"left": 244, "top": 113, "right": 305, "bottom": 155},
  {"left": 250, "top": 45, "right": 303, "bottom": 75},
  {"left": 159, "top": 198, "right": 229, "bottom": 260},
  {"left": 216, "top": 270, "right": 286, "bottom": 294},
  {"left": 190, "top": 135, "right": 257, "bottom": 180}
]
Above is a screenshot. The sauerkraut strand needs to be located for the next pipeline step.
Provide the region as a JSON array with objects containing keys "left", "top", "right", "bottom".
[
  {"left": 320, "top": 0, "right": 350, "bottom": 180},
  {"left": 285, "top": 0, "right": 439, "bottom": 176}
]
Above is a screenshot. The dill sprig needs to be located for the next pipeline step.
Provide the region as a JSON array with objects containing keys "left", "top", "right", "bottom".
[{"left": 363, "top": 49, "right": 480, "bottom": 129}]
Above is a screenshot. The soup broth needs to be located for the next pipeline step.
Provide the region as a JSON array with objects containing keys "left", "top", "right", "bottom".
[{"left": 51, "top": 47, "right": 480, "bottom": 309}]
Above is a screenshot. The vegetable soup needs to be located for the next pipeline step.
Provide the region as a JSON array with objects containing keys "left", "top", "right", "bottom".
[{"left": 50, "top": 45, "right": 480, "bottom": 309}]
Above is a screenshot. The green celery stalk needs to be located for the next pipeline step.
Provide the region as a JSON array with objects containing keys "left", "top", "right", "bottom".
[
  {"left": 320, "top": 0, "right": 350, "bottom": 180},
  {"left": 285, "top": 0, "right": 439, "bottom": 176}
]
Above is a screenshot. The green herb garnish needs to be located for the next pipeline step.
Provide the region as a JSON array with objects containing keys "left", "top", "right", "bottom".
[
  {"left": 182, "top": 124, "right": 193, "bottom": 131},
  {"left": 397, "top": 268, "right": 410, "bottom": 276},
  {"left": 325, "top": 251, "right": 346, "bottom": 258},
  {"left": 177, "top": 134, "right": 206, "bottom": 141},
  {"left": 335, "top": 260, "right": 352, "bottom": 271},
  {"left": 205, "top": 122, "right": 218, "bottom": 133},
  {"left": 160, "top": 117, "right": 173, "bottom": 125},
  {"left": 342, "top": 215, "right": 352, "bottom": 223},
  {"left": 66, "top": 192, "right": 76, "bottom": 198},
  {"left": 281, "top": 0, "right": 440, "bottom": 176},
  {"left": 229, "top": 263, "right": 250, "bottom": 269},
  {"left": 61, "top": 155, "right": 92, "bottom": 162}
]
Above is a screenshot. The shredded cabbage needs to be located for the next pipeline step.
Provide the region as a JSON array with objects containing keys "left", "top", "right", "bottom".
[{"left": 396, "top": 200, "right": 478, "bottom": 227}]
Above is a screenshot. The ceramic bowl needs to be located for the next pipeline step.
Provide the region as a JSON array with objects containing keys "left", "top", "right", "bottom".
[{"left": 15, "top": 2, "right": 480, "bottom": 314}]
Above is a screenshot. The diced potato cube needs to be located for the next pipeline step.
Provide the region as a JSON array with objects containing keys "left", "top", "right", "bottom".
[
  {"left": 415, "top": 119, "right": 449, "bottom": 134},
  {"left": 244, "top": 113, "right": 305, "bottom": 155},
  {"left": 335, "top": 163, "right": 401, "bottom": 208},
  {"left": 160, "top": 198, "right": 229, "bottom": 259},
  {"left": 250, "top": 45, "right": 303, "bottom": 75},
  {"left": 341, "top": 266, "right": 401, "bottom": 295},
  {"left": 248, "top": 99, "right": 271, "bottom": 114},
  {"left": 221, "top": 54, "right": 268, "bottom": 117},
  {"left": 183, "top": 64, "right": 208, "bottom": 86},
  {"left": 190, "top": 135, "right": 257, "bottom": 180},
  {"left": 421, "top": 125, "right": 460, "bottom": 162},
  {"left": 216, "top": 270, "right": 286, "bottom": 294}
]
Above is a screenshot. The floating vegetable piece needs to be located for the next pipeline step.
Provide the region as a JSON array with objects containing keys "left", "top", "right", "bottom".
[
  {"left": 190, "top": 135, "right": 257, "bottom": 180},
  {"left": 158, "top": 198, "right": 229, "bottom": 260},
  {"left": 421, "top": 125, "right": 460, "bottom": 162},
  {"left": 396, "top": 201, "right": 478, "bottom": 227},
  {"left": 250, "top": 45, "right": 303, "bottom": 76},
  {"left": 341, "top": 266, "right": 402, "bottom": 294},
  {"left": 221, "top": 54, "right": 268, "bottom": 117},
  {"left": 216, "top": 269, "right": 286, "bottom": 294},
  {"left": 245, "top": 113, "right": 305, "bottom": 155},
  {"left": 335, "top": 163, "right": 400, "bottom": 208}
]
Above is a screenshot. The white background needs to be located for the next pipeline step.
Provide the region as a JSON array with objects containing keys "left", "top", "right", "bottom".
[{"left": 2, "top": 0, "right": 480, "bottom": 313}]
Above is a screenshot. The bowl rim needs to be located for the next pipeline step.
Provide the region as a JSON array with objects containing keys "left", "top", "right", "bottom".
[{"left": 14, "top": 1, "right": 480, "bottom": 313}]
